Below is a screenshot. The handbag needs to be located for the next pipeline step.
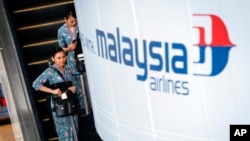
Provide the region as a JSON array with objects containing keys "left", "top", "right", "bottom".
[
  {"left": 53, "top": 90, "right": 79, "bottom": 117},
  {"left": 50, "top": 81, "right": 73, "bottom": 93},
  {"left": 50, "top": 67, "right": 79, "bottom": 117}
]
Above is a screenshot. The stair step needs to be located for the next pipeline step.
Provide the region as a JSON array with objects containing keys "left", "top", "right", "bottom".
[{"left": 9, "top": 0, "right": 73, "bottom": 12}]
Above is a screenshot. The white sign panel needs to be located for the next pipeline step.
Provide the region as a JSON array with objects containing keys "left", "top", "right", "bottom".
[{"left": 74, "top": 0, "right": 250, "bottom": 140}]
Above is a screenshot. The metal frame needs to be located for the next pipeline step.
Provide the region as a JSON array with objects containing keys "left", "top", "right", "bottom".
[{"left": 0, "top": 1, "right": 40, "bottom": 140}]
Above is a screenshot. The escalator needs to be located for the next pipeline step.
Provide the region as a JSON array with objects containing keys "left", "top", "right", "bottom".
[{"left": 3, "top": 0, "right": 74, "bottom": 140}]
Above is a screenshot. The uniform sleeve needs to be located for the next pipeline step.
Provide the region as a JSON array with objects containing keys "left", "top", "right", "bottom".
[
  {"left": 57, "top": 26, "right": 67, "bottom": 48},
  {"left": 32, "top": 68, "right": 53, "bottom": 91}
]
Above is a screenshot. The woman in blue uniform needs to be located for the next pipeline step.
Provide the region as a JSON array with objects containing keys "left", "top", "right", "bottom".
[
  {"left": 57, "top": 5, "right": 79, "bottom": 70},
  {"left": 57, "top": 5, "right": 85, "bottom": 110},
  {"left": 32, "top": 46, "right": 78, "bottom": 141}
]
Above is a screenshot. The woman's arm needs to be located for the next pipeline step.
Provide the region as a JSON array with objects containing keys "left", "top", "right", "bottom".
[
  {"left": 38, "top": 86, "right": 62, "bottom": 97},
  {"left": 63, "top": 41, "right": 77, "bottom": 52},
  {"left": 57, "top": 26, "right": 77, "bottom": 52},
  {"left": 32, "top": 68, "right": 62, "bottom": 97}
]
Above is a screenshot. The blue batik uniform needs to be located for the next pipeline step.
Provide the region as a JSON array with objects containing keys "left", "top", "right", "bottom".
[
  {"left": 57, "top": 23, "right": 85, "bottom": 110},
  {"left": 57, "top": 23, "right": 78, "bottom": 70},
  {"left": 32, "top": 64, "right": 78, "bottom": 141}
]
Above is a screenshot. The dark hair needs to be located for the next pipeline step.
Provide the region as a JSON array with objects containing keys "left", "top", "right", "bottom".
[
  {"left": 64, "top": 5, "right": 77, "bottom": 19},
  {"left": 51, "top": 45, "right": 64, "bottom": 58}
]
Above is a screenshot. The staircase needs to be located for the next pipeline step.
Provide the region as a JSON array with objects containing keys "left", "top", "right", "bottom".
[{"left": 3, "top": 0, "right": 74, "bottom": 140}]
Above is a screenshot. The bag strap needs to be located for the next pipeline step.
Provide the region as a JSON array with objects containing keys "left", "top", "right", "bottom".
[{"left": 51, "top": 67, "right": 66, "bottom": 81}]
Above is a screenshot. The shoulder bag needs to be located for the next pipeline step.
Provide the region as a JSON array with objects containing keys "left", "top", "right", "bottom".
[{"left": 50, "top": 67, "right": 79, "bottom": 117}]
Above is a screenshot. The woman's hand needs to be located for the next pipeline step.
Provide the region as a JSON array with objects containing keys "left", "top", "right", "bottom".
[
  {"left": 38, "top": 86, "right": 62, "bottom": 97},
  {"left": 52, "top": 88, "right": 62, "bottom": 97},
  {"left": 68, "top": 41, "right": 77, "bottom": 51},
  {"left": 68, "top": 86, "right": 76, "bottom": 93}
]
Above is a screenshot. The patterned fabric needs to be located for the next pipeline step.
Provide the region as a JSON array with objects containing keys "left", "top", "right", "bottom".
[
  {"left": 51, "top": 99, "right": 78, "bottom": 141},
  {"left": 32, "top": 65, "right": 73, "bottom": 90},
  {"left": 32, "top": 64, "right": 78, "bottom": 141},
  {"left": 57, "top": 23, "right": 85, "bottom": 110},
  {"left": 57, "top": 23, "right": 79, "bottom": 70}
]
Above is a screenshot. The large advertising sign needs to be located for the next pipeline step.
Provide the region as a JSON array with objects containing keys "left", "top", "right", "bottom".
[{"left": 74, "top": 0, "right": 250, "bottom": 140}]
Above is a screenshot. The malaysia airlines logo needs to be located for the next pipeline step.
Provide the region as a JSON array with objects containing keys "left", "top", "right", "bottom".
[
  {"left": 83, "top": 13, "right": 237, "bottom": 95},
  {"left": 90, "top": 13, "right": 235, "bottom": 80},
  {"left": 193, "top": 14, "right": 236, "bottom": 76}
]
